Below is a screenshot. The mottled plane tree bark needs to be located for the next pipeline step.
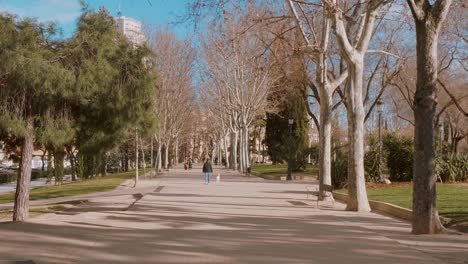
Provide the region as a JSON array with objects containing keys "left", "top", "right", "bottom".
[{"left": 406, "top": 0, "right": 453, "bottom": 234}]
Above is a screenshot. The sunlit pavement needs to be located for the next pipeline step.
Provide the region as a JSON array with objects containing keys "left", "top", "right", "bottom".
[{"left": 0, "top": 167, "right": 466, "bottom": 264}]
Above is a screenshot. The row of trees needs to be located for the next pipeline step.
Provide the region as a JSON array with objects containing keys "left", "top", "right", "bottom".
[
  {"left": 188, "top": 0, "right": 466, "bottom": 234},
  {"left": 0, "top": 8, "right": 156, "bottom": 221},
  {"left": 150, "top": 28, "right": 196, "bottom": 171},
  {"left": 200, "top": 12, "right": 278, "bottom": 172}
]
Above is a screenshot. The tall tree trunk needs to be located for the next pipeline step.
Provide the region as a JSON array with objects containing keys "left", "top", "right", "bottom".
[
  {"left": 239, "top": 128, "right": 245, "bottom": 173},
  {"left": 217, "top": 138, "right": 222, "bottom": 165},
  {"left": 150, "top": 137, "right": 154, "bottom": 168},
  {"left": 318, "top": 8, "right": 335, "bottom": 202},
  {"left": 124, "top": 142, "right": 129, "bottom": 172},
  {"left": 261, "top": 134, "right": 265, "bottom": 163},
  {"left": 230, "top": 131, "right": 238, "bottom": 170},
  {"left": 175, "top": 138, "right": 179, "bottom": 165},
  {"left": 134, "top": 129, "right": 139, "bottom": 187},
  {"left": 100, "top": 153, "right": 107, "bottom": 176},
  {"left": 164, "top": 140, "right": 170, "bottom": 169},
  {"left": 53, "top": 149, "right": 65, "bottom": 185},
  {"left": 346, "top": 61, "right": 371, "bottom": 212},
  {"left": 319, "top": 88, "right": 333, "bottom": 201},
  {"left": 69, "top": 150, "right": 77, "bottom": 181},
  {"left": 326, "top": 0, "right": 384, "bottom": 213},
  {"left": 244, "top": 126, "right": 250, "bottom": 170},
  {"left": 211, "top": 141, "right": 216, "bottom": 163},
  {"left": 41, "top": 150, "right": 46, "bottom": 172},
  {"left": 257, "top": 128, "right": 262, "bottom": 163},
  {"left": 412, "top": 17, "right": 445, "bottom": 234},
  {"left": 140, "top": 136, "right": 146, "bottom": 172},
  {"left": 156, "top": 142, "right": 162, "bottom": 171},
  {"left": 239, "top": 132, "right": 243, "bottom": 172},
  {"left": 13, "top": 117, "right": 34, "bottom": 221},
  {"left": 223, "top": 135, "right": 230, "bottom": 168},
  {"left": 46, "top": 149, "right": 53, "bottom": 183}
]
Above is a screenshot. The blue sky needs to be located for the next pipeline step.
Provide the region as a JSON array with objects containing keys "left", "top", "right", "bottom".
[{"left": 0, "top": 0, "right": 193, "bottom": 38}]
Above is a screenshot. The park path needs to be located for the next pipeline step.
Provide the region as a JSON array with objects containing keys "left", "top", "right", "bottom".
[
  {"left": 0, "top": 175, "right": 74, "bottom": 195},
  {"left": 0, "top": 167, "right": 467, "bottom": 264}
]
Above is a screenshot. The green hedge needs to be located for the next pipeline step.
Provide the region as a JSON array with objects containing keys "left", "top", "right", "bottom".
[
  {"left": 0, "top": 173, "right": 17, "bottom": 184},
  {"left": 383, "top": 133, "right": 414, "bottom": 182},
  {"left": 364, "top": 136, "right": 380, "bottom": 182},
  {"left": 331, "top": 133, "right": 467, "bottom": 185},
  {"left": 331, "top": 146, "right": 348, "bottom": 189},
  {"left": 31, "top": 170, "right": 45, "bottom": 180},
  {"left": 436, "top": 155, "right": 468, "bottom": 182},
  {"left": 0, "top": 170, "right": 45, "bottom": 184}
]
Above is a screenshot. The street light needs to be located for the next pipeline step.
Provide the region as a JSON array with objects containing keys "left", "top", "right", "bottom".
[
  {"left": 287, "top": 118, "right": 294, "bottom": 181},
  {"left": 377, "top": 100, "right": 384, "bottom": 182}
]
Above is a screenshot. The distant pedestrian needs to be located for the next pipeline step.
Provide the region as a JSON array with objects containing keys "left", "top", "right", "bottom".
[
  {"left": 202, "top": 159, "right": 213, "bottom": 184},
  {"left": 188, "top": 159, "right": 193, "bottom": 170},
  {"left": 184, "top": 159, "right": 188, "bottom": 170}
]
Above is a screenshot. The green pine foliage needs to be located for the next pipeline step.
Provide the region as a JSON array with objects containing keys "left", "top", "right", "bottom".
[
  {"left": 364, "top": 135, "right": 380, "bottom": 182},
  {"left": 0, "top": 14, "right": 74, "bottom": 140},
  {"left": 265, "top": 89, "right": 310, "bottom": 171},
  {"left": 0, "top": 7, "right": 157, "bottom": 180},
  {"left": 62, "top": 8, "right": 156, "bottom": 177}
]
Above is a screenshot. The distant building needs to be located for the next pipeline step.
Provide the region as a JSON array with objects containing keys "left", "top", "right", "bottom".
[
  {"left": 0, "top": 141, "right": 5, "bottom": 165},
  {"left": 114, "top": 16, "right": 146, "bottom": 46},
  {"left": 309, "top": 119, "right": 319, "bottom": 144}
]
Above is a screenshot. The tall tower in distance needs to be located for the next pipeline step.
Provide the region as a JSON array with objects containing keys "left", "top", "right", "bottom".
[{"left": 114, "top": 1, "right": 146, "bottom": 46}]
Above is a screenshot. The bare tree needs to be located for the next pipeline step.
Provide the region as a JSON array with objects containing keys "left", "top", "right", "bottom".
[
  {"left": 201, "top": 15, "right": 278, "bottom": 173},
  {"left": 287, "top": 0, "right": 348, "bottom": 202},
  {"left": 406, "top": 0, "right": 452, "bottom": 234},
  {"left": 323, "top": 0, "right": 393, "bottom": 212},
  {"left": 149, "top": 28, "right": 196, "bottom": 171}
]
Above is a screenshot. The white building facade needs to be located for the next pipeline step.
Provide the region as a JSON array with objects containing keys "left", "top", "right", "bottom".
[{"left": 115, "top": 16, "right": 146, "bottom": 46}]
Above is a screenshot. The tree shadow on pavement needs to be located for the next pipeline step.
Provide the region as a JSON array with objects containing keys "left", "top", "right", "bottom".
[{"left": 0, "top": 199, "right": 466, "bottom": 264}]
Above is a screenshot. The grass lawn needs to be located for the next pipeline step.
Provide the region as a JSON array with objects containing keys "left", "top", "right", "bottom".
[
  {"left": 338, "top": 183, "right": 468, "bottom": 222},
  {"left": 0, "top": 170, "right": 144, "bottom": 204},
  {"left": 251, "top": 164, "right": 318, "bottom": 178}
]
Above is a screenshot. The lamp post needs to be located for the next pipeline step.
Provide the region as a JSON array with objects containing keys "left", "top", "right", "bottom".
[
  {"left": 287, "top": 118, "right": 294, "bottom": 181},
  {"left": 377, "top": 100, "right": 384, "bottom": 182}
]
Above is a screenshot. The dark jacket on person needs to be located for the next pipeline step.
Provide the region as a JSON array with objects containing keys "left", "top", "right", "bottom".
[{"left": 202, "top": 161, "right": 213, "bottom": 173}]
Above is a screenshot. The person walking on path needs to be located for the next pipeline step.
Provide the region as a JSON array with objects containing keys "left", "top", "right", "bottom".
[{"left": 202, "top": 159, "right": 213, "bottom": 184}]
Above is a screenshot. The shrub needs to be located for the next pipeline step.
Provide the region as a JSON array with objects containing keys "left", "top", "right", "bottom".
[
  {"left": 64, "top": 167, "right": 73, "bottom": 175},
  {"left": 436, "top": 155, "right": 468, "bottom": 182},
  {"left": 384, "top": 133, "right": 413, "bottom": 182},
  {"left": 31, "top": 170, "right": 45, "bottom": 180},
  {"left": 331, "top": 146, "right": 348, "bottom": 189},
  {"left": 0, "top": 170, "right": 45, "bottom": 183},
  {"left": 0, "top": 173, "right": 17, "bottom": 184},
  {"left": 308, "top": 144, "right": 319, "bottom": 166},
  {"left": 364, "top": 135, "right": 381, "bottom": 182}
]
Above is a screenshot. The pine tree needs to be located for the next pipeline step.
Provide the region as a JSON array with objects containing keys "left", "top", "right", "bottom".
[
  {"left": 63, "top": 8, "right": 156, "bottom": 178},
  {"left": 0, "top": 14, "right": 74, "bottom": 221},
  {"left": 265, "top": 86, "right": 309, "bottom": 171}
]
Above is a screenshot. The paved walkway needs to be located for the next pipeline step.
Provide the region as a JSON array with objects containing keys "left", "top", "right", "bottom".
[
  {"left": 0, "top": 175, "right": 73, "bottom": 195},
  {"left": 0, "top": 167, "right": 467, "bottom": 264}
]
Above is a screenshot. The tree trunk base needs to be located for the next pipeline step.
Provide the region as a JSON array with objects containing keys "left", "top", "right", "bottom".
[
  {"left": 345, "top": 203, "right": 371, "bottom": 213},
  {"left": 318, "top": 193, "right": 335, "bottom": 203}
]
